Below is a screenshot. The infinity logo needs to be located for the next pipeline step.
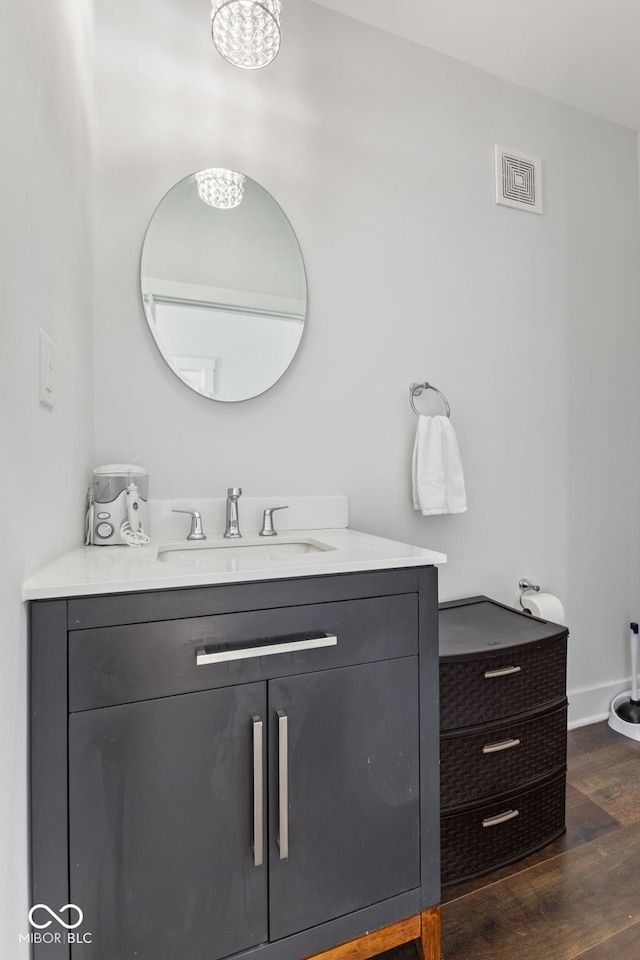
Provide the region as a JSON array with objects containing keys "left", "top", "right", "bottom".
[{"left": 28, "top": 904, "right": 84, "bottom": 930}]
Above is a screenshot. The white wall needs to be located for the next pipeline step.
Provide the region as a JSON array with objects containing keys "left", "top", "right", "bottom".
[
  {"left": 0, "top": 0, "right": 94, "bottom": 952},
  {"left": 93, "top": 0, "right": 640, "bottom": 726}
]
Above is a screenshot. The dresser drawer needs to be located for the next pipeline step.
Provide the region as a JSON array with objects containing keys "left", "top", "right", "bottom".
[
  {"left": 440, "top": 637, "right": 567, "bottom": 730},
  {"left": 440, "top": 702, "right": 567, "bottom": 808},
  {"left": 440, "top": 770, "right": 566, "bottom": 885},
  {"left": 69, "top": 593, "right": 418, "bottom": 711}
]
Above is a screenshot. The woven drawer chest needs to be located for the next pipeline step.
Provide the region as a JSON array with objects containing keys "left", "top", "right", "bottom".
[{"left": 438, "top": 595, "right": 568, "bottom": 887}]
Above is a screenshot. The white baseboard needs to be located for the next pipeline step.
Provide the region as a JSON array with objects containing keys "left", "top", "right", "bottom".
[{"left": 567, "top": 678, "right": 633, "bottom": 729}]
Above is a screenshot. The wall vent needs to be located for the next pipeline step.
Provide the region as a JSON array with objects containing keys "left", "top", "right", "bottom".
[{"left": 494, "top": 145, "right": 543, "bottom": 214}]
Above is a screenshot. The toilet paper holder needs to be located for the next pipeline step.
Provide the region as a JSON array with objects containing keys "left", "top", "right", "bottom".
[
  {"left": 517, "top": 579, "right": 565, "bottom": 624},
  {"left": 518, "top": 578, "right": 540, "bottom": 594}
]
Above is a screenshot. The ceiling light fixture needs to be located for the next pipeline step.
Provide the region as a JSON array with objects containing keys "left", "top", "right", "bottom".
[
  {"left": 211, "top": 0, "right": 282, "bottom": 70},
  {"left": 195, "top": 168, "right": 246, "bottom": 209}
]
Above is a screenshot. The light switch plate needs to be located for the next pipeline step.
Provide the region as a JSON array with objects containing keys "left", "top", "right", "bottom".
[{"left": 39, "top": 328, "right": 55, "bottom": 409}]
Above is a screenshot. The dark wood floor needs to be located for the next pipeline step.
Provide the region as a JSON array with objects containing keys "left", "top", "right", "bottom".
[{"left": 377, "top": 719, "right": 640, "bottom": 960}]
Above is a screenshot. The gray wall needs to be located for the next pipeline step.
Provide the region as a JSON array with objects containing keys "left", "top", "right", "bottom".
[
  {"left": 0, "top": 0, "right": 94, "bottom": 952},
  {"left": 94, "top": 0, "right": 640, "bottom": 724}
]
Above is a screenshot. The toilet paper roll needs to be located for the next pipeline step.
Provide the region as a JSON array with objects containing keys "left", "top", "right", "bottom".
[{"left": 520, "top": 591, "right": 565, "bottom": 624}]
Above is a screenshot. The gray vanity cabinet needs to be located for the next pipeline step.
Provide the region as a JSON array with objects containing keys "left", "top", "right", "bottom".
[
  {"left": 267, "top": 658, "right": 420, "bottom": 942},
  {"left": 30, "top": 567, "right": 439, "bottom": 960},
  {"left": 68, "top": 683, "right": 269, "bottom": 960}
]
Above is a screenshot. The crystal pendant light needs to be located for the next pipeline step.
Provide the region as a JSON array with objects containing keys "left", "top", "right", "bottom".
[
  {"left": 195, "top": 168, "right": 246, "bottom": 209},
  {"left": 211, "top": 1, "right": 282, "bottom": 70}
]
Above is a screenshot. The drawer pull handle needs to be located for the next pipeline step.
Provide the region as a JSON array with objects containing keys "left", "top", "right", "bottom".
[
  {"left": 482, "top": 809, "right": 520, "bottom": 828},
  {"left": 482, "top": 737, "right": 521, "bottom": 754},
  {"left": 277, "top": 710, "right": 289, "bottom": 861},
  {"left": 483, "top": 665, "right": 521, "bottom": 679},
  {"left": 252, "top": 715, "right": 264, "bottom": 867},
  {"left": 196, "top": 633, "right": 338, "bottom": 666}
]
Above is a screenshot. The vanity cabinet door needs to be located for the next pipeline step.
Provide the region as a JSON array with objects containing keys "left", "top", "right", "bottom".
[
  {"left": 68, "top": 683, "right": 268, "bottom": 960},
  {"left": 267, "top": 656, "right": 420, "bottom": 941}
]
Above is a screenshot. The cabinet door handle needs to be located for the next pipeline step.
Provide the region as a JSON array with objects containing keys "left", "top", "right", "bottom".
[
  {"left": 482, "top": 809, "right": 520, "bottom": 828},
  {"left": 252, "top": 715, "right": 264, "bottom": 867},
  {"left": 482, "top": 737, "right": 521, "bottom": 754},
  {"left": 277, "top": 709, "right": 289, "bottom": 861},
  {"left": 196, "top": 633, "right": 338, "bottom": 666},
  {"left": 483, "top": 665, "right": 521, "bottom": 679}
]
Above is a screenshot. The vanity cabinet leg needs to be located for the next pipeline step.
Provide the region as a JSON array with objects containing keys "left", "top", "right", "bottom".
[
  {"left": 416, "top": 905, "right": 441, "bottom": 960},
  {"left": 300, "top": 915, "right": 421, "bottom": 960}
]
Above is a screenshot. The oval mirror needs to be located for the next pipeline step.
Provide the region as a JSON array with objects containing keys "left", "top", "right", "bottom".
[{"left": 140, "top": 169, "right": 307, "bottom": 402}]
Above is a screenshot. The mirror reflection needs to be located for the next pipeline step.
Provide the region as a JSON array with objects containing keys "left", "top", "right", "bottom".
[{"left": 140, "top": 170, "right": 307, "bottom": 402}]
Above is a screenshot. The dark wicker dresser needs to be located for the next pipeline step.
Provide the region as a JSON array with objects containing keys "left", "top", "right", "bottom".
[{"left": 439, "top": 595, "right": 568, "bottom": 886}]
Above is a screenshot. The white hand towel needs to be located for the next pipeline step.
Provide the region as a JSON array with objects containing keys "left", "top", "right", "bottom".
[{"left": 412, "top": 415, "right": 467, "bottom": 516}]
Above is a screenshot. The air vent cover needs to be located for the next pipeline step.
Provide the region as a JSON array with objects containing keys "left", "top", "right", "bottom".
[{"left": 495, "top": 145, "right": 543, "bottom": 215}]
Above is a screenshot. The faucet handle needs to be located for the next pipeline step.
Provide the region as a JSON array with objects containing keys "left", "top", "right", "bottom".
[
  {"left": 171, "top": 509, "right": 206, "bottom": 541},
  {"left": 259, "top": 506, "right": 289, "bottom": 537}
]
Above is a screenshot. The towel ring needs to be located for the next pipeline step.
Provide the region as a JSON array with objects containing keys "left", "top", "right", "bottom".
[{"left": 409, "top": 382, "right": 451, "bottom": 418}]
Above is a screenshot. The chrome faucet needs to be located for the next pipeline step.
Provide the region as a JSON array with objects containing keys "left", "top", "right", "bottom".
[
  {"left": 224, "top": 487, "right": 242, "bottom": 538},
  {"left": 259, "top": 506, "right": 289, "bottom": 537},
  {"left": 172, "top": 508, "right": 206, "bottom": 541}
]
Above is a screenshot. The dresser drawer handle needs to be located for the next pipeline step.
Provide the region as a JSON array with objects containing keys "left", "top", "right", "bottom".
[
  {"left": 483, "top": 665, "right": 521, "bottom": 679},
  {"left": 196, "top": 633, "right": 338, "bottom": 665},
  {"left": 482, "top": 809, "right": 520, "bottom": 828},
  {"left": 482, "top": 737, "right": 521, "bottom": 754}
]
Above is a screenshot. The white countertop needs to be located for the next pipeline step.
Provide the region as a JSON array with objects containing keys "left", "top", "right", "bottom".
[{"left": 22, "top": 528, "right": 447, "bottom": 600}]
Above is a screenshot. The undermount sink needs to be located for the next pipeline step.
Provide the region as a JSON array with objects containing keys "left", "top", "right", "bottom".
[{"left": 157, "top": 536, "right": 336, "bottom": 564}]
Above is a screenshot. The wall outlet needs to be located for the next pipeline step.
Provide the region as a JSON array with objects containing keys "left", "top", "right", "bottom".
[{"left": 39, "top": 328, "right": 55, "bottom": 409}]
